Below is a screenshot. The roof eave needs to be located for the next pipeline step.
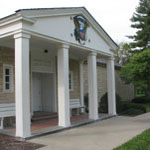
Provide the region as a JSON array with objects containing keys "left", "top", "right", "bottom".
[{"left": 0, "top": 13, "right": 35, "bottom": 27}]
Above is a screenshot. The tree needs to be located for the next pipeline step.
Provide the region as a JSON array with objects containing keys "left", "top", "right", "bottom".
[
  {"left": 112, "top": 42, "right": 132, "bottom": 65},
  {"left": 121, "top": 49, "right": 150, "bottom": 98},
  {"left": 129, "top": 0, "right": 150, "bottom": 51}
]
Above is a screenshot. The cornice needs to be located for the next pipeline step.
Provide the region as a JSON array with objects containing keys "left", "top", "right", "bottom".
[{"left": 0, "top": 14, "right": 35, "bottom": 27}]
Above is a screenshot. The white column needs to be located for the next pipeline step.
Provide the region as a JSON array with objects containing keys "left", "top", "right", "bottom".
[
  {"left": 107, "top": 57, "right": 117, "bottom": 115},
  {"left": 14, "top": 33, "right": 31, "bottom": 138},
  {"left": 57, "top": 44, "right": 70, "bottom": 127},
  {"left": 0, "top": 118, "right": 4, "bottom": 129},
  {"left": 88, "top": 52, "right": 99, "bottom": 120},
  {"left": 80, "top": 61, "right": 85, "bottom": 113}
]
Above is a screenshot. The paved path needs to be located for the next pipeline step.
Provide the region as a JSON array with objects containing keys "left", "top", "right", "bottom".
[{"left": 30, "top": 113, "right": 150, "bottom": 150}]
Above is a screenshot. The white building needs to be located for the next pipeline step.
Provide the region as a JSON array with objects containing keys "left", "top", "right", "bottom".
[{"left": 0, "top": 7, "right": 118, "bottom": 138}]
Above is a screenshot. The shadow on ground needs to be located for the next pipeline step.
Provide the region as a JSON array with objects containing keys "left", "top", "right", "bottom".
[{"left": 0, "top": 134, "right": 45, "bottom": 150}]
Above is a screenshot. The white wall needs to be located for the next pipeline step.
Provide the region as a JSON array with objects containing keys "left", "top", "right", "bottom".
[
  {"left": 31, "top": 48, "right": 56, "bottom": 73},
  {"left": 24, "top": 15, "right": 112, "bottom": 54}
]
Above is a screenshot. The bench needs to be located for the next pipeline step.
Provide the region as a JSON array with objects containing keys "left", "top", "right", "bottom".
[
  {"left": 70, "top": 99, "right": 85, "bottom": 116},
  {"left": 0, "top": 103, "right": 15, "bottom": 129}
]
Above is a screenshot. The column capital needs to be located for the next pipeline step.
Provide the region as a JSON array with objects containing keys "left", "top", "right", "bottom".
[
  {"left": 14, "top": 32, "right": 31, "bottom": 39},
  {"left": 88, "top": 52, "right": 97, "bottom": 57},
  {"left": 57, "top": 43, "right": 70, "bottom": 50}
]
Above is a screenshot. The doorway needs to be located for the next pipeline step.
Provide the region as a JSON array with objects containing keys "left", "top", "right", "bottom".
[{"left": 32, "top": 72, "right": 56, "bottom": 114}]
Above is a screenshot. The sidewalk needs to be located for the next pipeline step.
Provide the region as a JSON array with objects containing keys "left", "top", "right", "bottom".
[{"left": 30, "top": 113, "right": 150, "bottom": 150}]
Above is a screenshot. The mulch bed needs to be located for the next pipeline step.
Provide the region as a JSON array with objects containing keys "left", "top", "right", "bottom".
[{"left": 0, "top": 134, "right": 45, "bottom": 150}]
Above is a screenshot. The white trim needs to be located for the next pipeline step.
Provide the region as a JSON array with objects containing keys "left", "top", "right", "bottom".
[
  {"left": 29, "top": 12, "right": 81, "bottom": 19},
  {"left": 3, "top": 64, "right": 14, "bottom": 93},
  {"left": 26, "top": 29, "right": 113, "bottom": 56},
  {"left": 24, "top": 29, "right": 113, "bottom": 57},
  {"left": 0, "top": 15, "right": 35, "bottom": 27},
  {"left": 0, "top": 28, "right": 113, "bottom": 57}
]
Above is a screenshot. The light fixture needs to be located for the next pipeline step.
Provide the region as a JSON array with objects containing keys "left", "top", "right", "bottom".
[{"left": 44, "top": 49, "right": 48, "bottom": 53}]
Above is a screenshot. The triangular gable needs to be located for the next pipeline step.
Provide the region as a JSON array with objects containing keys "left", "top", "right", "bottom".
[{"left": 1, "top": 7, "right": 118, "bottom": 54}]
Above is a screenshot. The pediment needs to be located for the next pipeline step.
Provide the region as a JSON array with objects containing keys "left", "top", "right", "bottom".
[{"left": 2, "top": 7, "right": 118, "bottom": 55}]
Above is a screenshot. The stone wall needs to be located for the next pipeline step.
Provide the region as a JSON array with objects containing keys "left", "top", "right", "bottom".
[
  {"left": 83, "top": 63, "right": 135, "bottom": 102},
  {"left": 0, "top": 47, "right": 15, "bottom": 104},
  {"left": 0, "top": 46, "right": 134, "bottom": 105},
  {"left": 115, "top": 68, "right": 134, "bottom": 101},
  {"left": 69, "top": 59, "right": 80, "bottom": 99}
]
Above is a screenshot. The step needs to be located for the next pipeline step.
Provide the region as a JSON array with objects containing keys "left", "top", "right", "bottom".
[{"left": 32, "top": 113, "right": 58, "bottom": 122}]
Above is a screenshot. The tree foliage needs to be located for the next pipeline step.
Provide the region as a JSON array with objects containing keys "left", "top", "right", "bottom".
[
  {"left": 121, "top": 49, "right": 150, "bottom": 97},
  {"left": 112, "top": 42, "right": 132, "bottom": 65},
  {"left": 129, "top": 0, "right": 150, "bottom": 51}
]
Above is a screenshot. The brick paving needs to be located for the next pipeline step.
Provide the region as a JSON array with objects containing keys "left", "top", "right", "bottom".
[
  {"left": 31, "top": 114, "right": 88, "bottom": 131},
  {"left": 10, "top": 114, "right": 89, "bottom": 131}
]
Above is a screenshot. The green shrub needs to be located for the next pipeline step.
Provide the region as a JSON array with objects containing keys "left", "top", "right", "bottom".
[
  {"left": 132, "top": 97, "right": 150, "bottom": 104},
  {"left": 99, "top": 93, "right": 150, "bottom": 115},
  {"left": 99, "top": 93, "right": 122, "bottom": 113},
  {"left": 121, "top": 101, "right": 150, "bottom": 113},
  {"left": 120, "top": 108, "right": 145, "bottom": 116},
  {"left": 99, "top": 93, "right": 108, "bottom": 113},
  {"left": 84, "top": 93, "right": 89, "bottom": 113}
]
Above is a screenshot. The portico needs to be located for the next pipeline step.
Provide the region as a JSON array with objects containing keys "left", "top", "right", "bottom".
[{"left": 0, "top": 7, "right": 118, "bottom": 138}]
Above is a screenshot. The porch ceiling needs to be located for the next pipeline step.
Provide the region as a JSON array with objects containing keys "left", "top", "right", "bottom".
[
  {"left": 0, "top": 35, "right": 89, "bottom": 60},
  {"left": 69, "top": 46, "right": 89, "bottom": 60}
]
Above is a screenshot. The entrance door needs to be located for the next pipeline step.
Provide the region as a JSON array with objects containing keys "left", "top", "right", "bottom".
[
  {"left": 32, "top": 72, "right": 56, "bottom": 114},
  {"left": 32, "top": 73, "right": 42, "bottom": 112},
  {"left": 42, "top": 74, "right": 56, "bottom": 112}
]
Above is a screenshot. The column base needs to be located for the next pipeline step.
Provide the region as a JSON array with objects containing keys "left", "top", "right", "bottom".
[
  {"left": 59, "top": 122, "right": 71, "bottom": 128},
  {"left": 108, "top": 113, "right": 117, "bottom": 116},
  {"left": 89, "top": 114, "right": 99, "bottom": 120}
]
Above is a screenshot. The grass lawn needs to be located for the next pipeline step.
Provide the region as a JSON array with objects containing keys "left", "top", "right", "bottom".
[{"left": 114, "top": 129, "right": 150, "bottom": 150}]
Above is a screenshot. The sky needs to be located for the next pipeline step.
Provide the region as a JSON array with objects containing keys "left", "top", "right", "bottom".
[{"left": 0, "top": 0, "right": 140, "bottom": 43}]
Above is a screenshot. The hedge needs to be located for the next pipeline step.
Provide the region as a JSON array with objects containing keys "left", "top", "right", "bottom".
[
  {"left": 99, "top": 93, "right": 122, "bottom": 113},
  {"left": 121, "top": 101, "right": 150, "bottom": 113},
  {"left": 132, "top": 97, "right": 150, "bottom": 104}
]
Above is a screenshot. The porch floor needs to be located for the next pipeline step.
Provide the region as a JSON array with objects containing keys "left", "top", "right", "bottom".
[{"left": 0, "top": 113, "right": 113, "bottom": 138}]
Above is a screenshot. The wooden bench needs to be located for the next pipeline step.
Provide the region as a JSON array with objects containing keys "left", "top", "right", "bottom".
[
  {"left": 70, "top": 99, "right": 85, "bottom": 115},
  {"left": 0, "top": 103, "right": 15, "bottom": 129}
]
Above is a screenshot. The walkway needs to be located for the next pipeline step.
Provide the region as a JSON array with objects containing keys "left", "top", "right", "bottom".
[
  {"left": 30, "top": 113, "right": 150, "bottom": 150},
  {"left": 1, "top": 113, "right": 110, "bottom": 137}
]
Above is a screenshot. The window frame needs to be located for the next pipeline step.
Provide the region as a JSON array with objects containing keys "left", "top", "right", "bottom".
[
  {"left": 69, "top": 71, "right": 74, "bottom": 91},
  {"left": 3, "top": 64, "right": 14, "bottom": 93}
]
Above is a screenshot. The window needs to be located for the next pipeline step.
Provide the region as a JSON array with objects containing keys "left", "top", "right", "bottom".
[
  {"left": 3, "top": 65, "right": 13, "bottom": 92},
  {"left": 69, "top": 71, "right": 73, "bottom": 91}
]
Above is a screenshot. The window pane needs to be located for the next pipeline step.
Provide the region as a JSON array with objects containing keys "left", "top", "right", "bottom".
[
  {"left": 69, "top": 72, "right": 72, "bottom": 90},
  {"left": 6, "top": 83, "right": 10, "bottom": 90},
  {"left": 5, "top": 76, "right": 10, "bottom": 82},
  {"left": 69, "top": 81, "right": 71, "bottom": 89},
  {"left": 5, "top": 69, "right": 10, "bottom": 75}
]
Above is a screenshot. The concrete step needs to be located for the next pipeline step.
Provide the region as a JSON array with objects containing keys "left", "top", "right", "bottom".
[{"left": 31, "top": 112, "right": 58, "bottom": 122}]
